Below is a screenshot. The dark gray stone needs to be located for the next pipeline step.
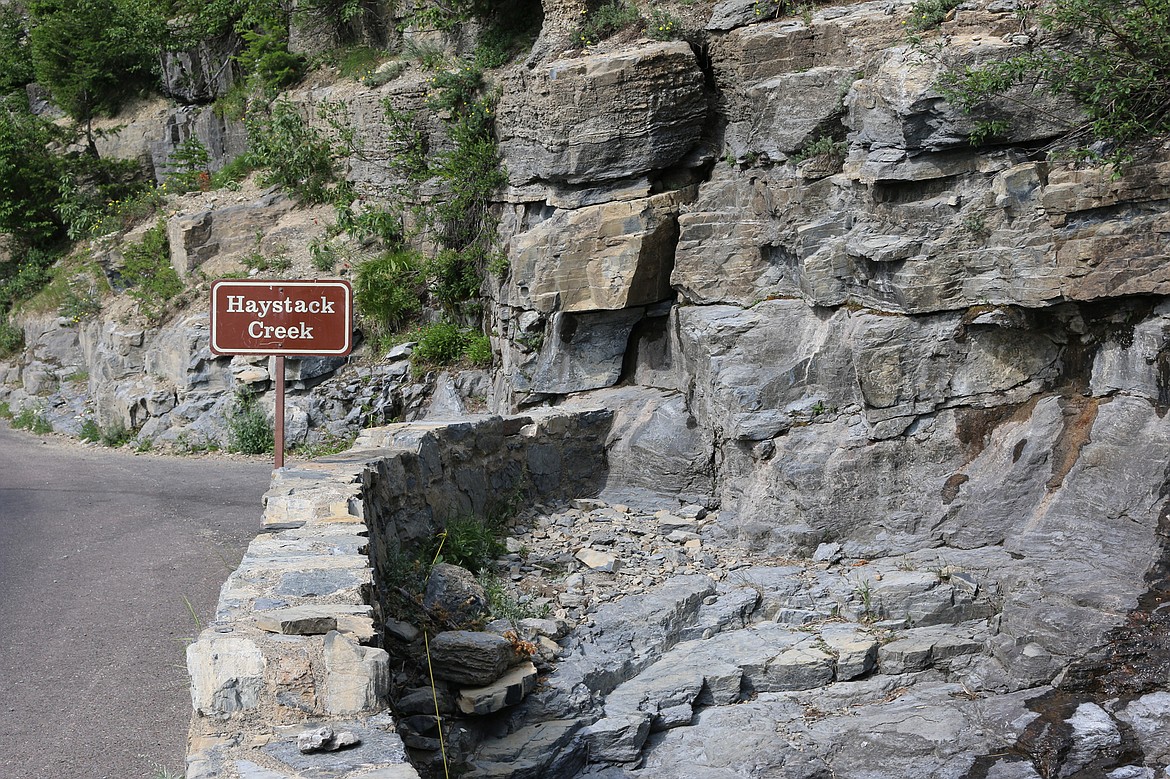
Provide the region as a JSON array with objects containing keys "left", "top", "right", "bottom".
[
  {"left": 428, "top": 631, "right": 515, "bottom": 686},
  {"left": 263, "top": 716, "right": 410, "bottom": 778},
  {"left": 276, "top": 569, "right": 360, "bottom": 597},
  {"left": 528, "top": 309, "right": 644, "bottom": 395},
  {"left": 423, "top": 563, "right": 489, "bottom": 627}
]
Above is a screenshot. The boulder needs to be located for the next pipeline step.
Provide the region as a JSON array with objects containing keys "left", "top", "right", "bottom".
[
  {"left": 502, "top": 189, "right": 691, "bottom": 314},
  {"left": 423, "top": 563, "right": 490, "bottom": 626},
  {"left": 456, "top": 661, "right": 539, "bottom": 715},
  {"left": 497, "top": 41, "right": 707, "bottom": 185},
  {"left": 428, "top": 631, "right": 516, "bottom": 686},
  {"left": 323, "top": 631, "right": 390, "bottom": 715},
  {"left": 525, "top": 308, "right": 644, "bottom": 395}
]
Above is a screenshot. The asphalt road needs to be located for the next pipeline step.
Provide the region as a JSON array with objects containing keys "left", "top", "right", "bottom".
[{"left": 0, "top": 423, "right": 274, "bottom": 779}]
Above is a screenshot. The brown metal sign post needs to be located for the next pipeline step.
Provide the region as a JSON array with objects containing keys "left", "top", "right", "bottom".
[{"left": 210, "top": 279, "right": 354, "bottom": 469}]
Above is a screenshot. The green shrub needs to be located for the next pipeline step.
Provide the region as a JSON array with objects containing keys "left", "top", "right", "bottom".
[
  {"left": 12, "top": 406, "right": 51, "bottom": 434},
  {"left": 0, "top": 401, "right": 12, "bottom": 419},
  {"left": 335, "top": 203, "right": 402, "bottom": 245},
  {"left": 0, "top": 106, "right": 67, "bottom": 248},
  {"left": 0, "top": 5, "right": 33, "bottom": 95},
  {"left": 99, "top": 422, "right": 132, "bottom": 447},
  {"left": 935, "top": 0, "right": 1170, "bottom": 160},
  {"left": 413, "top": 321, "right": 467, "bottom": 365},
  {"left": 120, "top": 220, "right": 182, "bottom": 321},
  {"left": 247, "top": 100, "right": 338, "bottom": 204},
  {"left": 433, "top": 514, "right": 505, "bottom": 574},
  {"left": 906, "top": 0, "right": 960, "bottom": 30},
  {"left": 59, "top": 281, "right": 103, "bottom": 322},
  {"left": 465, "top": 332, "right": 492, "bottom": 366},
  {"left": 210, "top": 153, "right": 258, "bottom": 189},
  {"left": 0, "top": 318, "right": 22, "bottom": 358},
  {"left": 577, "top": 0, "right": 642, "bottom": 47},
  {"left": 354, "top": 249, "right": 425, "bottom": 330},
  {"left": 792, "top": 134, "right": 847, "bottom": 163},
  {"left": 330, "top": 45, "right": 384, "bottom": 79},
  {"left": 309, "top": 238, "right": 338, "bottom": 272},
  {"left": 226, "top": 388, "right": 273, "bottom": 454},
  {"left": 646, "top": 8, "right": 682, "bottom": 40},
  {"left": 79, "top": 418, "right": 101, "bottom": 442}
]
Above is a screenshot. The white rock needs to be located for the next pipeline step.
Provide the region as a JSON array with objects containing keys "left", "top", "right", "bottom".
[{"left": 576, "top": 548, "right": 621, "bottom": 573}]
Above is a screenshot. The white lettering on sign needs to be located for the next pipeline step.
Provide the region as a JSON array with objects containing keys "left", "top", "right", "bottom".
[
  {"left": 210, "top": 279, "right": 353, "bottom": 356},
  {"left": 224, "top": 295, "right": 336, "bottom": 318},
  {"left": 246, "top": 321, "right": 316, "bottom": 340}
]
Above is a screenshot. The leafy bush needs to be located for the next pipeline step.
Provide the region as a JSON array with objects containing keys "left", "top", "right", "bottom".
[
  {"left": 434, "top": 514, "right": 505, "bottom": 574},
  {"left": 427, "top": 96, "right": 506, "bottom": 314},
  {"left": 247, "top": 100, "right": 339, "bottom": 204},
  {"left": 0, "top": 5, "right": 33, "bottom": 95},
  {"left": 413, "top": 321, "right": 467, "bottom": 365},
  {"left": 12, "top": 406, "right": 51, "bottom": 434},
  {"left": 0, "top": 317, "right": 23, "bottom": 358},
  {"left": 936, "top": 0, "right": 1170, "bottom": 160},
  {"left": 57, "top": 157, "right": 160, "bottom": 239},
  {"left": 226, "top": 388, "right": 273, "bottom": 454},
  {"left": 335, "top": 203, "right": 402, "bottom": 245},
  {"left": 465, "top": 332, "right": 492, "bottom": 366},
  {"left": 327, "top": 45, "right": 384, "bottom": 79},
  {"left": 906, "top": 0, "right": 960, "bottom": 30},
  {"left": 59, "top": 281, "right": 103, "bottom": 322},
  {"left": 99, "top": 422, "right": 132, "bottom": 447},
  {"left": 120, "top": 221, "right": 182, "bottom": 321},
  {"left": 646, "top": 8, "right": 682, "bottom": 40},
  {"left": 577, "top": 0, "right": 642, "bottom": 47},
  {"left": 209, "top": 153, "right": 258, "bottom": 189},
  {"left": 354, "top": 249, "right": 424, "bottom": 331},
  {"left": 792, "top": 134, "right": 847, "bottom": 163},
  {"left": 0, "top": 250, "right": 54, "bottom": 309},
  {"left": 79, "top": 418, "right": 101, "bottom": 442},
  {"left": 0, "top": 105, "right": 66, "bottom": 248}
]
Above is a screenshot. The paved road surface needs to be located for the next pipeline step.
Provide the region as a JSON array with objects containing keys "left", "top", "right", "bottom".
[{"left": 0, "top": 424, "right": 274, "bottom": 779}]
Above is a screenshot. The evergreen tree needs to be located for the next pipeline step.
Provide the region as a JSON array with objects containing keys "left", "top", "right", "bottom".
[
  {"left": 0, "top": 5, "right": 33, "bottom": 96},
  {"left": 26, "top": 0, "right": 160, "bottom": 154},
  {"left": 0, "top": 100, "right": 64, "bottom": 247}
]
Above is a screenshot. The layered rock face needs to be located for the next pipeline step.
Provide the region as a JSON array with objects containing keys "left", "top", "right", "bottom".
[
  {"left": 471, "top": 0, "right": 1170, "bottom": 683},
  {"left": 5, "top": 0, "right": 1170, "bottom": 776},
  {"left": 458, "top": 1, "right": 1170, "bottom": 776}
]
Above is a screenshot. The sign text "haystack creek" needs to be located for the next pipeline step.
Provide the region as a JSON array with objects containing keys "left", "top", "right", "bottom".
[{"left": 210, "top": 280, "right": 353, "bottom": 356}]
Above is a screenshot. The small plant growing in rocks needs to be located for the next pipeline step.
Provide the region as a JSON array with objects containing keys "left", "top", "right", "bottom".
[
  {"left": 226, "top": 388, "right": 273, "bottom": 455},
  {"left": 12, "top": 406, "right": 51, "bottom": 434}
]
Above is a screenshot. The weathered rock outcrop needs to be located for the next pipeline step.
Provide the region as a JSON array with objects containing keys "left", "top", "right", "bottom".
[{"left": 6, "top": 1, "right": 1170, "bottom": 777}]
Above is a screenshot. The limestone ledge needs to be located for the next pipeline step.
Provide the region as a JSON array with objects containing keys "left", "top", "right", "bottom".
[{"left": 185, "top": 409, "right": 613, "bottom": 779}]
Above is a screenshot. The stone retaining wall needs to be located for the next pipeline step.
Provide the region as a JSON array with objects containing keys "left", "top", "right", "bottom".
[{"left": 185, "top": 409, "right": 612, "bottom": 779}]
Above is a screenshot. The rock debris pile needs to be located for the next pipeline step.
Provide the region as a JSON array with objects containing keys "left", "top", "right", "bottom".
[{"left": 385, "top": 497, "right": 1170, "bottom": 779}]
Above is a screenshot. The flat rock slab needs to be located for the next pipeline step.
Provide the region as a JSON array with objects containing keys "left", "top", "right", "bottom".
[
  {"left": 458, "top": 661, "right": 539, "bottom": 715},
  {"left": 429, "top": 631, "right": 516, "bottom": 686},
  {"left": 254, "top": 605, "right": 371, "bottom": 635},
  {"left": 576, "top": 547, "right": 621, "bottom": 572},
  {"left": 262, "top": 716, "right": 415, "bottom": 779},
  {"left": 583, "top": 713, "right": 653, "bottom": 762}
]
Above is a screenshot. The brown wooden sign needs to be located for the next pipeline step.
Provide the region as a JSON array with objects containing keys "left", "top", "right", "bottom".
[{"left": 210, "top": 279, "right": 353, "bottom": 356}]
